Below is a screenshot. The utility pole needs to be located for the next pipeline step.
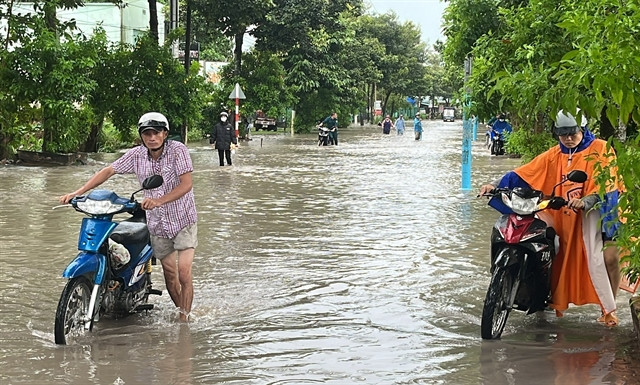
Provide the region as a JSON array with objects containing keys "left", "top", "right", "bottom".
[
  {"left": 184, "top": 1, "right": 192, "bottom": 74},
  {"left": 169, "top": 0, "right": 179, "bottom": 56},
  {"left": 119, "top": 3, "right": 127, "bottom": 43},
  {"left": 181, "top": 0, "right": 192, "bottom": 143}
]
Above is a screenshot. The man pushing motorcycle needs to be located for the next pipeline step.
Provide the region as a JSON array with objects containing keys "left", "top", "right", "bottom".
[
  {"left": 478, "top": 110, "right": 623, "bottom": 326},
  {"left": 59, "top": 112, "right": 198, "bottom": 322}
]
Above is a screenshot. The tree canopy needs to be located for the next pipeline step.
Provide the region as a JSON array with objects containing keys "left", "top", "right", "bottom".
[
  {"left": 0, "top": 0, "right": 456, "bottom": 158},
  {"left": 442, "top": 0, "right": 640, "bottom": 282}
]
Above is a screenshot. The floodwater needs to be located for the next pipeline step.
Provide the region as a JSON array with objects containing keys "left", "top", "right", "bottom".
[{"left": 1, "top": 121, "right": 639, "bottom": 385}]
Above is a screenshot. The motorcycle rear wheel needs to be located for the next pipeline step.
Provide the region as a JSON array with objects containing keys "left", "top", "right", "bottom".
[
  {"left": 481, "top": 267, "right": 513, "bottom": 339},
  {"left": 54, "top": 276, "right": 93, "bottom": 345}
]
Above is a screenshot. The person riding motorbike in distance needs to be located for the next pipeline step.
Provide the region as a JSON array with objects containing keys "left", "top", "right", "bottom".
[
  {"left": 488, "top": 113, "right": 512, "bottom": 154},
  {"left": 485, "top": 113, "right": 500, "bottom": 148},
  {"left": 478, "top": 109, "right": 623, "bottom": 327},
  {"left": 320, "top": 112, "right": 339, "bottom": 145}
]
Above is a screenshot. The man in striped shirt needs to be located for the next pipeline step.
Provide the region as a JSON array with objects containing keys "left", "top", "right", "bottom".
[{"left": 60, "top": 112, "right": 198, "bottom": 322}]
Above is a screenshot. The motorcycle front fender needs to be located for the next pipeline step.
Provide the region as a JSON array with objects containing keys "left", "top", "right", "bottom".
[
  {"left": 493, "top": 247, "right": 522, "bottom": 270},
  {"left": 62, "top": 251, "right": 107, "bottom": 285}
]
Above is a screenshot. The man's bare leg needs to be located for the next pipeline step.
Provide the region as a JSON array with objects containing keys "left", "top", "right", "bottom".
[
  {"left": 160, "top": 251, "right": 182, "bottom": 309},
  {"left": 177, "top": 248, "right": 195, "bottom": 322}
]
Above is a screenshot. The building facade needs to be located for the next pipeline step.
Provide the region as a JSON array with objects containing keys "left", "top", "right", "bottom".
[{"left": 1, "top": 0, "right": 165, "bottom": 45}]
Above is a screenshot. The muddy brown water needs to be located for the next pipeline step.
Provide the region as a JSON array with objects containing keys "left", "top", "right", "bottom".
[{"left": 1, "top": 122, "right": 639, "bottom": 384}]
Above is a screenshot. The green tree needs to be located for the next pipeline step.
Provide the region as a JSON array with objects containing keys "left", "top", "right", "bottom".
[
  {"left": 190, "top": 0, "right": 275, "bottom": 74},
  {"left": 207, "top": 51, "right": 294, "bottom": 130},
  {"left": 108, "top": 35, "right": 207, "bottom": 143},
  {"left": 442, "top": 0, "right": 499, "bottom": 66},
  {"left": 253, "top": 0, "right": 365, "bottom": 128},
  {"left": 444, "top": 0, "right": 640, "bottom": 282},
  {"left": 6, "top": 20, "right": 98, "bottom": 153},
  {"left": 358, "top": 13, "right": 427, "bottom": 116}
]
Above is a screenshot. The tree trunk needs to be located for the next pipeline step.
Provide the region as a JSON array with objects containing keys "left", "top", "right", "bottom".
[
  {"left": 369, "top": 83, "right": 375, "bottom": 123},
  {"left": 41, "top": 2, "right": 58, "bottom": 153},
  {"left": 82, "top": 118, "right": 104, "bottom": 153},
  {"left": 148, "top": 0, "right": 159, "bottom": 44},
  {"left": 234, "top": 31, "right": 244, "bottom": 75},
  {"left": 382, "top": 91, "right": 392, "bottom": 117},
  {"left": 0, "top": 124, "right": 13, "bottom": 160},
  {"left": 181, "top": 1, "right": 192, "bottom": 143}
]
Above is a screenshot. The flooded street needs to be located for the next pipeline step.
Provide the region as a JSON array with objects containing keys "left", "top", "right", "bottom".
[{"left": 1, "top": 121, "right": 639, "bottom": 384}]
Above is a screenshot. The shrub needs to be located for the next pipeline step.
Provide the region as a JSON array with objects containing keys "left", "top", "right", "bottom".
[{"left": 505, "top": 128, "right": 557, "bottom": 162}]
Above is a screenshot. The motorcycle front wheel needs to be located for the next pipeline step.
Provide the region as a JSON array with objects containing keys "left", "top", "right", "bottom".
[
  {"left": 54, "top": 276, "right": 93, "bottom": 345},
  {"left": 481, "top": 267, "right": 513, "bottom": 339}
]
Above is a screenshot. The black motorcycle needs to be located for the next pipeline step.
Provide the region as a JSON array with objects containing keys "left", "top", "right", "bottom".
[
  {"left": 490, "top": 129, "right": 505, "bottom": 155},
  {"left": 480, "top": 170, "right": 587, "bottom": 339}
]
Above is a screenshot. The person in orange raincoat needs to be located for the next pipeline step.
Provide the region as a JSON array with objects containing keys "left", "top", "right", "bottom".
[{"left": 479, "top": 110, "right": 622, "bottom": 326}]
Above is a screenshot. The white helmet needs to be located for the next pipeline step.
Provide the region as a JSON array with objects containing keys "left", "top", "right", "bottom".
[
  {"left": 138, "top": 112, "right": 169, "bottom": 134},
  {"left": 554, "top": 109, "right": 587, "bottom": 136}
]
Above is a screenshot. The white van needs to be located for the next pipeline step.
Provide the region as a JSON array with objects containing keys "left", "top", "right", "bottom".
[{"left": 443, "top": 107, "right": 455, "bottom": 122}]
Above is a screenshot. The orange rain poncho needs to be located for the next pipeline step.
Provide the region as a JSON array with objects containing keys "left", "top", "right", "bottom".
[{"left": 492, "top": 129, "right": 620, "bottom": 316}]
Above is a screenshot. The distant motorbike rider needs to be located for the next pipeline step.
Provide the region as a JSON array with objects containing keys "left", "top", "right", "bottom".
[
  {"left": 321, "top": 112, "right": 339, "bottom": 145},
  {"left": 489, "top": 113, "right": 512, "bottom": 154}
]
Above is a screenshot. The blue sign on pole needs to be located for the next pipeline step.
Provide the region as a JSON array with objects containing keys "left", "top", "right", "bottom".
[
  {"left": 461, "top": 55, "right": 473, "bottom": 191},
  {"left": 461, "top": 114, "right": 472, "bottom": 191}
]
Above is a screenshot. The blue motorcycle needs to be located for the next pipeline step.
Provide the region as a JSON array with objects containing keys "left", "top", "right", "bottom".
[{"left": 54, "top": 175, "right": 163, "bottom": 345}]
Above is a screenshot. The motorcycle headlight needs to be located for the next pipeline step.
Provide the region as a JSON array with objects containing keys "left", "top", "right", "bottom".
[
  {"left": 76, "top": 199, "right": 125, "bottom": 215},
  {"left": 502, "top": 193, "right": 538, "bottom": 215}
]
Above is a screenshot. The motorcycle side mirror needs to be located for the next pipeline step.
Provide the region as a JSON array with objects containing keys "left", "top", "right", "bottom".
[
  {"left": 567, "top": 170, "right": 587, "bottom": 183},
  {"left": 130, "top": 175, "right": 164, "bottom": 201},
  {"left": 143, "top": 175, "right": 164, "bottom": 190}
]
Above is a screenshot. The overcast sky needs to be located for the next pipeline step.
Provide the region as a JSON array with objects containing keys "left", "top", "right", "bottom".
[{"left": 365, "top": 0, "right": 447, "bottom": 45}]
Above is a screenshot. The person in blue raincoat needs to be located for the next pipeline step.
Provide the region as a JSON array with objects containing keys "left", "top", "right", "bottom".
[
  {"left": 413, "top": 113, "right": 423, "bottom": 140},
  {"left": 489, "top": 113, "right": 512, "bottom": 153},
  {"left": 395, "top": 115, "right": 405, "bottom": 135}
]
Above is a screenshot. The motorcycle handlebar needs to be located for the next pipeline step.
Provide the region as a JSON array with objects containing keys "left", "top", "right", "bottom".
[
  {"left": 477, "top": 187, "right": 508, "bottom": 198},
  {"left": 478, "top": 188, "right": 569, "bottom": 211},
  {"left": 547, "top": 196, "right": 568, "bottom": 210}
]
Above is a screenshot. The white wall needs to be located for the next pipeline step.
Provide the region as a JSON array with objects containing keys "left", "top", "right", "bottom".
[{"left": 1, "top": 0, "right": 165, "bottom": 45}]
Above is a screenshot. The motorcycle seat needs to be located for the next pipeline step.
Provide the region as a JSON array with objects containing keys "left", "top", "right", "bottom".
[{"left": 110, "top": 221, "right": 149, "bottom": 246}]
